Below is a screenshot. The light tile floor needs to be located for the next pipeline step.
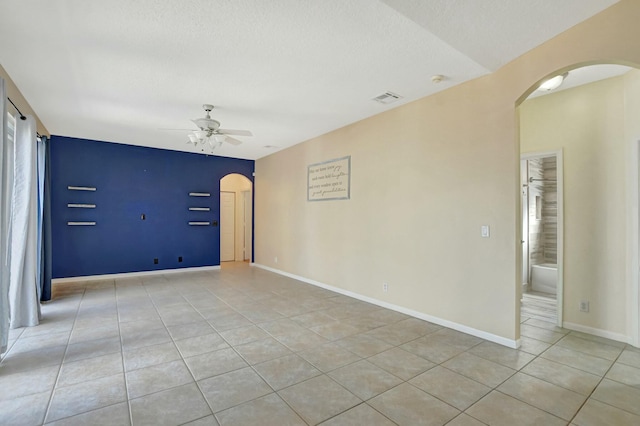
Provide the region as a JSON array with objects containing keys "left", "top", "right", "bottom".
[{"left": 1, "top": 263, "right": 639, "bottom": 425}]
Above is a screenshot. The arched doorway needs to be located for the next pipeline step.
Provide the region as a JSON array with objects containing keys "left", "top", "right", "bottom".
[
  {"left": 220, "top": 173, "right": 253, "bottom": 263},
  {"left": 517, "top": 63, "right": 640, "bottom": 345}
]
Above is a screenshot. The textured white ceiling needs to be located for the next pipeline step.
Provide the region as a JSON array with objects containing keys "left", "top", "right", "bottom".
[{"left": 0, "top": 0, "right": 619, "bottom": 159}]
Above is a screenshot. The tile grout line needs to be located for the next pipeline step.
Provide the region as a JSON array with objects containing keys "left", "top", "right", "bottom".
[
  {"left": 478, "top": 327, "right": 632, "bottom": 424},
  {"left": 116, "top": 277, "right": 137, "bottom": 426},
  {"left": 566, "top": 347, "right": 633, "bottom": 424},
  {"left": 41, "top": 284, "right": 86, "bottom": 425},
  {"left": 196, "top": 288, "right": 584, "bottom": 421},
  {"left": 194, "top": 275, "right": 313, "bottom": 424},
  {"left": 239, "top": 283, "right": 472, "bottom": 424},
  {"left": 241, "top": 312, "right": 455, "bottom": 424},
  {"left": 137, "top": 274, "right": 214, "bottom": 419},
  {"left": 471, "top": 329, "right": 592, "bottom": 423},
  {"left": 244, "top": 268, "right": 544, "bottom": 421},
  {"left": 156, "top": 271, "right": 285, "bottom": 424},
  {"left": 47, "top": 280, "right": 127, "bottom": 425},
  {"left": 174, "top": 271, "right": 405, "bottom": 424},
  {"left": 162, "top": 275, "right": 223, "bottom": 423}
]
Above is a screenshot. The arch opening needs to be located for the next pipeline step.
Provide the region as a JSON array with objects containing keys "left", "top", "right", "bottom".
[
  {"left": 220, "top": 173, "right": 253, "bottom": 265},
  {"left": 517, "top": 62, "right": 640, "bottom": 347}
]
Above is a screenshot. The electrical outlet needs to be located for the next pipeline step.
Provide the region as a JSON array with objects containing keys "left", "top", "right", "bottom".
[
  {"left": 579, "top": 300, "right": 590, "bottom": 312},
  {"left": 383, "top": 283, "right": 388, "bottom": 292},
  {"left": 274, "top": 256, "right": 278, "bottom": 264}
]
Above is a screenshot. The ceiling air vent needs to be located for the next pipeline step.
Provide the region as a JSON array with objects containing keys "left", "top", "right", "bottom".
[{"left": 372, "top": 91, "right": 403, "bottom": 104}]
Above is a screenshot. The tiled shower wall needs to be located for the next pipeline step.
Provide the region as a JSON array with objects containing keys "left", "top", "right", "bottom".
[
  {"left": 542, "top": 157, "right": 557, "bottom": 264},
  {"left": 527, "top": 156, "right": 558, "bottom": 278}
]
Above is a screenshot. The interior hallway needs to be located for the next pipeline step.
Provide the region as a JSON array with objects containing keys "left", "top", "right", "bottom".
[{"left": 1, "top": 263, "right": 639, "bottom": 425}]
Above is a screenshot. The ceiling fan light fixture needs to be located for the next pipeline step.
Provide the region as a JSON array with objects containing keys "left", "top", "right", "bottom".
[
  {"left": 194, "top": 130, "right": 208, "bottom": 139},
  {"left": 537, "top": 73, "right": 568, "bottom": 92},
  {"left": 213, "top": 134, "right": 227, "bottom": 143}
]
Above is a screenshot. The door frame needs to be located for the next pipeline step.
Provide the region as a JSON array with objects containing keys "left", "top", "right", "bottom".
[
  {"left": 521, "top": 149, "right": 564, "bottom": 327},
  {"left": 630, "top": 140, "right": 640, "bottom": 347},
  {"left": 521, "top": 159, "right": 529, "bottom": 288},
  {"left": 220, "top": 190, "right": 236, "bottom": 262},
  {"left": 242, "top": 190, "right": 252, "bottom": 262}
]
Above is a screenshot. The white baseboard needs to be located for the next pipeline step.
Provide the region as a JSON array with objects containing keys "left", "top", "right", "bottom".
[
  {"left": 562, "top": 321, "right": 631, "bottom": 345},
  {"left": 52, "top": 265, "right": 221, "bottom": 284},
  {"left": 253, "top": 263, "right": 519, "bottom": 349}
]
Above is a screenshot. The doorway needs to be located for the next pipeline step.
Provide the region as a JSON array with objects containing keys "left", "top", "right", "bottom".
[
  {"left": 518, "top": 64, "right": 640, "bottom": 344},
  {"left": 520, "top": 151, "right": 563, "bottom": 326},
  {"left": 220, "top": 174, "right": 253, "bottom": 263}
]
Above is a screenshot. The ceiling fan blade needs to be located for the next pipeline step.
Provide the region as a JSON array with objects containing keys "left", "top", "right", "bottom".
[
  {"left": 224, "top": 136, "right": 243, "bottom": 146},
  {"left": 218, "top": 128, "right": 253, "bottom": 137}
]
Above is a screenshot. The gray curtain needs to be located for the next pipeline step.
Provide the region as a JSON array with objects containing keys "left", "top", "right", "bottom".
[
  {"left": 0, "top": 78, "right": 10, "bottom": 353},
  {"left": 9, "top": 115, "right": 40, "bottom": 328},
  {"left": 38, "top": 136, "right": 52, "bottom": 301}
]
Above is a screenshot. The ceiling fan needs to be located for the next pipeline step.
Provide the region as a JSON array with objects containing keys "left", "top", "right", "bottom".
[{"left": 183, "top": 104, "right": 252, "bottom": 151}]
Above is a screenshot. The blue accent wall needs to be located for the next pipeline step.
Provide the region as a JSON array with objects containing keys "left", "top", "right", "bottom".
[{"left": 51, "top": 136, "right": 254, "bottom": 278}]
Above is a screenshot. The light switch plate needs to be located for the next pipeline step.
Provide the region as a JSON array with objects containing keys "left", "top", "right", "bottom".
[{"left": 481, "top": 225, "right": 490, "bottom": 238}]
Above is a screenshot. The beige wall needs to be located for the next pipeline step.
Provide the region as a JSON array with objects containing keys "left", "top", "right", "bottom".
[
  {"left": 520, "top": 73, "right": 639, "bottom": 336},
  {"left": 220, "top": 174, "right": 252, "bottom": 261},
  {"left": 1, "top": 64, "right": 49, "bottom": 136},
  {"left": 254, "top": 0, "right": 640, "bottom": 344}
]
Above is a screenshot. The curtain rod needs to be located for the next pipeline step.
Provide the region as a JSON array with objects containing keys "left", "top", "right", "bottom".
[
  {"left": 6, "top": 96, "right": 44, "bottom": 139},
  {"left": 7, "top": 97, "right": 26, "bottom": 120}
]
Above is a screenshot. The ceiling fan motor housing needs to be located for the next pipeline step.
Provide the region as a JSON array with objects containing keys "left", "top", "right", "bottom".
[
  {"left": 191, "top": 104, "right": 220, "bottom": 131},
  {"left": 192, "top": 112, "right": 221, "bottom": 132}
]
